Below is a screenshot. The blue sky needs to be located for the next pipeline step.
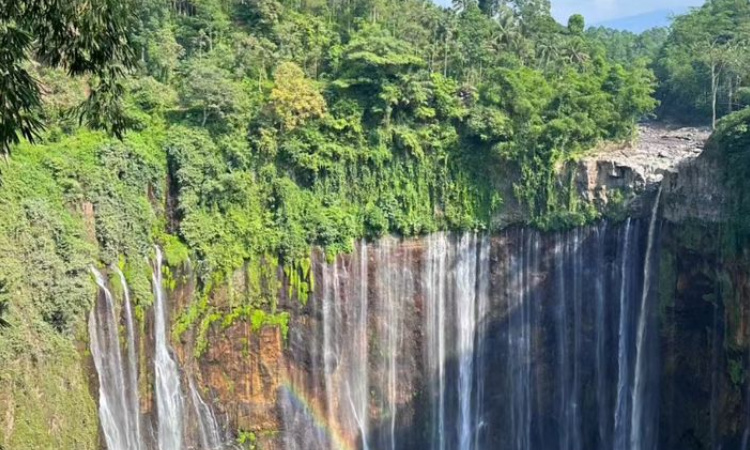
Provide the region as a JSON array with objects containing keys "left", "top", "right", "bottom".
[
  {"left": 432, "top": 0, "right": 705, "bottom": 26},
  {"left": 550, "top": 0, "right": 704, "bottom": 25}
]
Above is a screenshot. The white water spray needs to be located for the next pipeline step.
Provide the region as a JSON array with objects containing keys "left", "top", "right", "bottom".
[
  {"left": 631, "top": 186, "right": 663, "bottom": 450},
  {"left": 90, "top": 267, "right": 140, "bottom": 450},
  {"left": 152, "top": 246, "right": 185, "bottom": 450}
]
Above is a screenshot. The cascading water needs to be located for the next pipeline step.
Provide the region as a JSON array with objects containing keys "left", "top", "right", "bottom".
[
  {"left": 280, "top": 239, "right": 375, "bottom": 450},
  {"left": 456, "top": 234, "right": 478, "bottom": 450},
  {"left": 279, "top": 215, "right": 661, "bottom": 450},
  {"left": 631, "top": 186, "right": 662, "bottom": 450},
  {"left": 90, "top": 268, "right": 142, "bottom": 450},
  {"left": 377, "top": 237, "right": 410, "bottom": 450},
  {"left": 425, "top": 233, "right": 449, "bottom": 450},
  {"left": 595, "top": 223, "right": 609, "bottom": 448},
  {"left": 115, "top": 268, "right": 144, "bottom": 450},
  {"left": 152, "top": 246, "right": 185, "bottom": 450},
  {"left": 555, "top": 231, "right": 570, "bottom": 450},
  {"left": 509, "top": 229, "right": 532, "bottom": 450},
  {"left": 349, "top": 240, "right": 370, "bottom": 450},
  {"left": 91, "top": 255, "right": 230, "bottom": 450},
  {"left": 473, "top": 235, "right": 491, "bottom": 449},
  {"left": 614, "top": 218, "right": 634, "bottom": 450},
  {"left": 189, "top": 378, "right": 225, "bottom": 450},
  {"left": 87, "top": 214, "right": 665, "bottom": 450}
]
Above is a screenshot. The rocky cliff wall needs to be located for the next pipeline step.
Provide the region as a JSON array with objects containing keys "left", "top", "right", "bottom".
[{"left": 147, "top": 124, "right": 750, "bottom": 450}]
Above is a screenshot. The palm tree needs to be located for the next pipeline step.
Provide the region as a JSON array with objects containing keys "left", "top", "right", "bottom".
[
  {"left": 562, "top": 37, "right": 590, "bottom": 67},
  {"left": 535, "top": 38, "right": 560, "bottom": 70}
]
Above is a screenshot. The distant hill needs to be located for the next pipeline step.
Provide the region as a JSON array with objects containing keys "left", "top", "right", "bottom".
[{"left": 591, "top": 7, "right": 691, "bottom": 33}]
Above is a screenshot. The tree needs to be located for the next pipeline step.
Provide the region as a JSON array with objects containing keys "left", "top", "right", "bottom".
[
  {"left": 269, "top": 62, "right": 327, "bottom": 131},
  {"left": 654, "top": 0, "right": 750, "bottom": 124},
  {"left": 568, "top": 14, "right": 585, "bottom": 35},
  {"left": 178, "top": 56, "right": 249, "bottom": 127},
  {"left": 0, "top": 0, "right": 138, "bottom": 155},
  {"left": 694, "top": 39, "right": 740, "bottom": 129}
]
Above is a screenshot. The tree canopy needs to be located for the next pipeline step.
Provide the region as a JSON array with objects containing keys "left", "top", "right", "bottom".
[
  {"left": 0, "top": 0, "right": 137, "bottom": 154},
  {"left": 653, "top": 0, "right": 750, "bottom": 126},
  {"left": 6, "top": 0, "right": 659, "bottom": 273}
]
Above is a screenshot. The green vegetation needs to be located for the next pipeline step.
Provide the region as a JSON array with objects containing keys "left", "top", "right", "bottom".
[
  {"left": 705, "top": 108, "right": 750, "bottom": 249},
  {"left": 0, "top": 0, "right": 137, "bottom": 154},
  {"left": 653, "top": 0, "right": 750, "bottom": 127},
  {"left": 587, "top": 27, "right": 668, "bottom": 67},
  {"left": 149, "top": 0, "right": 654, "bottom": 263},
  {"left": 19, "top": 0, "right": 750, "bottom": 445},
  {"left": 3, "top": 0, "right": 660, "bottom": 277},
  {"left": 237, "top": 430, "right": 258, "bottom": 449}
]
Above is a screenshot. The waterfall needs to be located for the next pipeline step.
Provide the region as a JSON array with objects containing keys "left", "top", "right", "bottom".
[
  {"left": 189, "top": 379, "right": 224, "bottom": 450},
  {"left": 425, "top": 233, "right": 448, "bottom": 450},
  {"left": 278, "top": 224, "right": 661, "bottom": 450},
  {"left": 350, "top": 240, "right": 370, "bottom": 450},
  {"left": 90, "top": 251, "right": 230, "bottom": 450},
  {"left": 595, "top": 222, "right": 609, "bottom": 448},
  {"left": 631, "top": 186, "right": 663, "bottom": 450},
  {"left": 321, "top": 257, "right": 338, "bottom": 436},
  {"left": 377, "top": 238, "right": 406, "bottom": 450},
  {"left": 473, "top": 235, "right": 491, "bottom": 449},
  {"left": 614, "top": 218, "right": 633, "bottom": 450},
  {"left": 456, "top": 234, "right": 478, "bottom": 450},
  {"left": 555, "top": 231, "right": 570, "bottom": 450},
  {"left": 571, "top": 229, "right": 583, "bottom": 450},
  {"left": 152, "top": 246, "right": 185, "bottom": 450},
  {"left": 509, "top": 229, "right": 532, "bottom": 450},
  {"left": 115, "top": 268, "right": 144, "bottom": 450},
  {"left": 90, "top": 267, "right": 141, "bottom": 450}
]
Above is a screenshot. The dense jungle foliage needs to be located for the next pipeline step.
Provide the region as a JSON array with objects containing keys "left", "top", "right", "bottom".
[{"left": 8, "top": 0, "right": 661, "bottom": 270}]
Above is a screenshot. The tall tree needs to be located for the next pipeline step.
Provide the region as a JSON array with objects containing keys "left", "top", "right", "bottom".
[
  {"left": 0, "top": 0, "right": 138, "bottom": 155},
  {"left": 694, "top": 38, "right": 741, "bottom": 129}
]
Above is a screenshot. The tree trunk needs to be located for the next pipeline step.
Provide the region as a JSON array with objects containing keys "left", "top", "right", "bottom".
[
  {"left": 728, "top": 76, "right": 733, "bottom": 115},
  {"left": 443, "top": 34, "right": 449, "bottom": 78},
  {"left": 711, "top": 63, "right": 718, "bottom": 130}
]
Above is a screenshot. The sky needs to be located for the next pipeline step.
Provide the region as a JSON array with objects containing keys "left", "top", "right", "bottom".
[{"left": 550, "top": 0, "right": 704, "bottom": 26}]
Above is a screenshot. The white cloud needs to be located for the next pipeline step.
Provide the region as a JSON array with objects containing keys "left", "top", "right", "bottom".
[{"left": 551, "top": 0, "right": 705, "bottom": 24}]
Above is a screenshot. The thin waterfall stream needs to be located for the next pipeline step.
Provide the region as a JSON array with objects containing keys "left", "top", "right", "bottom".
[
  {"left": 631, "top": 186, "right": 663, "bottom": 450},
  {"left": 115, "top": 267, "right": 144, "bottom": 450},
  {"left": 90, "top": 267, "right": 140, "bottom": 450},
  {"left": 152, "top": 246, "right": 185, "bottom": 450}
]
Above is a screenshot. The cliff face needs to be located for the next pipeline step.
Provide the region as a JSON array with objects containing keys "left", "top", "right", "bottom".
[
  {"left": 172, "top": 228, "right": 661, "bottom": 449},
  {"left": 42, "top": 120, "right": 748, "bottom": 450},
  {"left": 143, "top": 124, "right": 750, "bottom": 450},
  {"left": 152, "top": 222, "right": 655, "bottom": 449},
  {"left": 574, "top": 125, "right": 712, "bottom": 219},
  {"left": 657, "top": 222, "right": 750, "bottom": 449}
]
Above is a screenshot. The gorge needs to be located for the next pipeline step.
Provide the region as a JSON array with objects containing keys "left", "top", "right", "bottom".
[
  {"left": 5, "top": 1, "right": 750, "bottom": 448},
  {"left": 82, "top": 125, "right": 750, "bottom": 449}
]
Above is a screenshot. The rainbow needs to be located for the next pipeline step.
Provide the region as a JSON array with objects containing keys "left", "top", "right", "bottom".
[{"left": 279, "top": 379, "right": 356, "bottom": 450}]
